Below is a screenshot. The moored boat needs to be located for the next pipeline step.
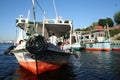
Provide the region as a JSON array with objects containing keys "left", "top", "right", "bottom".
[
  {"left": 111, "top": 40, "right": 120, "bottom": 51},
  {"left": 81, "top": 26, "right": 120, "bottom": 51},
  {"left": 81, "top": 26, "right": 111, "bottom": 51},
  {"left": 8, "top": 0, "right": 73, "bottom": 74},
  {"left": 71, "top": 31, "right": 84, "bottom": 51}
]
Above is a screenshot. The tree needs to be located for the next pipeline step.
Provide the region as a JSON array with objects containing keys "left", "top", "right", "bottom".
[
  {"left": 75, "top": 28, "right": 81, "bottom": 31},
  {"left": 92, "top": 22, "right": 98, "bottom": 27},
  {"left": 106, "top": 17, "right": 114, "bottom": 27},
  {"left": 92, "top": 22, "right": 98, "bottom": 29},
  {"left": 114, "top": 11, "right": 120, "bottom": 25},
  {"left": 98, "top": 18, "right": 114, "bottom": 27},
  {"left": 98, "top": 19, "right": 106, "bottom": 27}
]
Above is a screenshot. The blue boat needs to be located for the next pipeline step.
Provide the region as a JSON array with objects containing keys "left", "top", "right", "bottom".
[
  {"left": 111, "top": 40, "right": 120, "bottom": 51},
  {"left": 80, "top": 26, "right": 120, "bottom": 51}
]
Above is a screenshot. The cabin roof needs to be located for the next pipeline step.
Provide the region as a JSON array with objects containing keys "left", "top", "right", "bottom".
[{"left": 17, "top": 22, "right": 71, "bottom": 37}]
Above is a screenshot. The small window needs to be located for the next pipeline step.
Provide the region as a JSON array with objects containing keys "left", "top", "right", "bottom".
[
  {"left": 91, "top": 35, "right": 94, "bottom": 37},
  {"left": 64, "top": 20, "right": 69, "bottom": 23},
  {"left": 59, "top": 21, "right": 62, "bottom": 23},
  {"left": 81, "top": 37, "right": 83, "bottom": 39}
]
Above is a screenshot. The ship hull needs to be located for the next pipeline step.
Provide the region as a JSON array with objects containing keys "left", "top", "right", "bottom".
[
  {"left": 18, "top": 61, "right": 63, "bottom": 74},
  {"left": 13, "top": 50, "right": 70, "bottom": 74},
  {"left": 84, "top": 42, "right": 111, "bottom": 51},
  {"left": 111, "top": 45, "right": 120, "bottom": 51},
  {"left": 111, "top": 40, "right": 120, "bottom": 51},
  {"left": 71, "top": 43, "right": 84, "bottom": 51}
]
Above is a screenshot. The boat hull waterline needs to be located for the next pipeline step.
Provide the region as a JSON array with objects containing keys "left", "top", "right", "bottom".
[
  {"left": 13, "top": 49, "right": 70, "bottom": 74},
  {"left": 84, "top": 42, "right": 111, "bottom": 51}
]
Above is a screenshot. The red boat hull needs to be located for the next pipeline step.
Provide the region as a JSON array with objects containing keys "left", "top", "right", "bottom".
[
  {"left": 85, "top": 48, "right": 110, "bottom": 51},
  {"left": 19, "top": 61, "right": 64, "bottom": 74},
  {"left": 112, "top": 48, "right": 120, "bottom": 51}
]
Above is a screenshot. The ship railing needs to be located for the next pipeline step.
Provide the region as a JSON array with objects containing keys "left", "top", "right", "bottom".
[
  {"left": 16, "top": 16, "right": 29, "bottom": 26},
  {"left": 81, "top": 38, "right": 95, "bottom": 44},
  {"left": 44, "top": 18, "right": 72, "bottom": 25},
  {"left": 16, "top": 16, "right": 72, "bottom": 26}
]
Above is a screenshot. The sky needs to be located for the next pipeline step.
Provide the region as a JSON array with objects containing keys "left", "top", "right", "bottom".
[{"left": 0, "top": 0, "right": 120, "bottom": 40}]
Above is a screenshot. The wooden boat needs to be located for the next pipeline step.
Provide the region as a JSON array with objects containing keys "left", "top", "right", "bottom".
[{"left": 10, "top": 0, "right": 73, "bottom": 74}]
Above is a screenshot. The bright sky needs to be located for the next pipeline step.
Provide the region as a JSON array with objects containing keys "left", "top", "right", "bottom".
[{"left": 0, "top": 0, "right": 120, "bottom": 40}]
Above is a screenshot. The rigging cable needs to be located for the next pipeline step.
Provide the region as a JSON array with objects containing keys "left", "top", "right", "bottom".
[
  {"left": 52, "top": 0, "right": 58, "bottom": 18},
  {"left": 35, "top": 0, "right": 46, "bottom": 36},
  {"left": 32, "top": 0, "right": 37, "bottom": 33},
  {"left": 35, "top": 0, "right": 44, "bottom": 15}
]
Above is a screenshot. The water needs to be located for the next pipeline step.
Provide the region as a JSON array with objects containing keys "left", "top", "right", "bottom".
[{"left": 0, "top": 43, "right": 120, "bottom": 80}]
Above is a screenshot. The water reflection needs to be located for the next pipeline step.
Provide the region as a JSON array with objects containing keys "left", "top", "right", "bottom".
[
  {"left": 15, "top": 65, "right": 70, "bottom": 80},
  {"left": 68, "top": 50, "right": 120, "bottom": 80},
  {"left": 110, "top": 51, "right": 120, "bottom": 79},
  {"left": 12, "top": 50, "right": 120, "bottom": 80},
  {"left": 1, "top": 43, "right": 120, "bottom": 80}
]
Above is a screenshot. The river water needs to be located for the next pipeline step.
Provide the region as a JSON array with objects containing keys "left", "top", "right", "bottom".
[{"left": 0, "top": 43, "right": 120, "bottom": 80}]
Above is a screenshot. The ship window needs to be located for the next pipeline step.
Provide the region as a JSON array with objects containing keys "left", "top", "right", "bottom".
[
  {"left": 59, "top": 21, "right": 62, "bottom": 23},
  {"left": 91, "top": 35, "right": 94, "bottom": 37},
  {"left": 101, "top": 33, "right": 103, "bottom": 37},
  {"left": 81, "top": 37, "right": 83, "bottom": 39},
  {"left": 112, "top": 43, "right": 114, "bottom": 45},
  {"left": 99, "top": 33, "right": 101, "bottom": 37},
  {"left": 72, "top": 36, "right": 76, "bottom": 43},
  {"left": 85, "top": 36, "right": 89, "bottom": 39},
  {"left": 117, "top": 43, "right": 119, "bottom": 45},
  {"left": 64, "top": 20, "right": 69, "bottom": 23}
]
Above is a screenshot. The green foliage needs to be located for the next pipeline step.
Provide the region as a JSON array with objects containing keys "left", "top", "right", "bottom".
[
  {"left": 98, "top": 19, "right": 106, "bottom": 27},
  {"left": 75, "top": 28, "right": 81, "bottom": 31},
  {"left": 98, "top": 18, "right": 114, "bottom": 27},
  {"left": 109, "top": 28, "right": 120, "bottom": 37},
  {"left": 114, "top": 11, "right": 120, "bottom": 25},
  {"left": 92, "top": 22, "right": 98, "bottom": 27},
  {"left": 106, "top": 18, "right": 114, "bottom": 27},
  {"left": 109, "top": 29, "right": 116, "bottom": 37}
]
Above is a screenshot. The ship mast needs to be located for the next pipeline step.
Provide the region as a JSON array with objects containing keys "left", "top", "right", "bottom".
[
  {"left": 31, "top": 1, "right": 39, "bottom": 79},
  {"left": 106, "top": 24, "right": 111, "bottom": 41}
]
